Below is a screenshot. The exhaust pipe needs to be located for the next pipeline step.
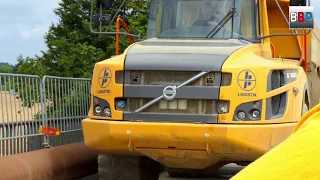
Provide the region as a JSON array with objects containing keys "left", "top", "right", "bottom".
[{"left": 0, "top": 142, "right": 98, "bottom": 180}]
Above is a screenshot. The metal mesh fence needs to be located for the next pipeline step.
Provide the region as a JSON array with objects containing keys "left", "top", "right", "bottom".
[
  {"left": 0, "top": 73, "right": 91, "bottom": 156},
  {"left": 42, "top": 76, "right": 91, "bottom": 147}
]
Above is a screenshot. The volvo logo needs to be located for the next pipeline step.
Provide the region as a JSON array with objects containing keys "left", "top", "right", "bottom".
[{"left": 163, "top": 85, "right": 177, "bottom": 100}]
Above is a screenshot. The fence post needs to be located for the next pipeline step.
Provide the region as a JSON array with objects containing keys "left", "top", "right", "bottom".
[{"left": 40, "top": 76, "right": 50, "bottom": 148}]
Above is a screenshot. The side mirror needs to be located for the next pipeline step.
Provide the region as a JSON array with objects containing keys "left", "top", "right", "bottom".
[
  {"left": 96, "top": 0, "right": 113, "bottom": 9},
  {"left": 290, "top": 0, "right": 306, "bottom": 6},
  {"left": 93, "top": 14, "right": 112, "bottom": 27}
]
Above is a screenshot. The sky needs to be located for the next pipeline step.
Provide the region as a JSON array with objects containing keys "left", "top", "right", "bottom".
[
  {"left": 0, "top": 0, "right": 319, "bottom": 66},
  {"left": 0, "top": 0, "right": 61, "bottom": 65}
]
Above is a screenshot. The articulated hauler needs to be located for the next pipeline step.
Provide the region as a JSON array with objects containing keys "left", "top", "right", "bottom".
[{"left": 82, "top": 0, "right": 320, "bottom": 179}]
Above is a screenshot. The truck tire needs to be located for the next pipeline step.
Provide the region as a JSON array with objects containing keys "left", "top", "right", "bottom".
[{"left": 98, "top": 154, "right": 161, "bottom": 180}]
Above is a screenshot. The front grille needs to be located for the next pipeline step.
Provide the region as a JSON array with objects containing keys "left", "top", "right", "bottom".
[
  {"left": 123, "top": 98, "right": 213, "bottom": 114},
  {"left": 126, "top": 71, "right": 215, "bottom": 86}
]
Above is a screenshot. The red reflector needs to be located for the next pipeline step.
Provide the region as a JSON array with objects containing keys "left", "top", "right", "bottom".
[{"left": 39, "top": 126, "right": 61, "bottom": 137}]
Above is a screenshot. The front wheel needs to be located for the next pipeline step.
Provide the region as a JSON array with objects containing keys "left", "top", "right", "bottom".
[{"left": 98, "top": 154, "right": 161, "bottom": 180}]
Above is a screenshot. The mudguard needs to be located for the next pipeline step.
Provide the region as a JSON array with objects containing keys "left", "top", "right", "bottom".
[{"left": 231, "top": 104, "right": 320, "bottom": 180}]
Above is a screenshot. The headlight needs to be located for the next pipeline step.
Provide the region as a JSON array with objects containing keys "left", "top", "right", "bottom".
[
  {"left": 237, "top": 111, "right": 246, "bottom": 119},
  {"left": 252, "top": 110, "right": 260, "bottom": 118},
  {"left": 104, "top": 107, "right": 111, "bottom": 116},
  {"left": 95, "top": 106, "right": 102, "bottom": 115},
  {"left": 93, "top": 95, "right": 112, "bottom": 117},
  {"left": 233, "top": 100, "right": 262, "bottom": 121}
]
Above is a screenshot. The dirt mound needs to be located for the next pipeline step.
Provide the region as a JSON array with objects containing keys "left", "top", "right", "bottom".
[{"left": 0, "top": 91, "right": 41, "bottom": 124}]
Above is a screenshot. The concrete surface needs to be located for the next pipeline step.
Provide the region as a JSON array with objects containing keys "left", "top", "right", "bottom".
[{"left": 79, "top": 163, "right": 245, "bottom": 180}]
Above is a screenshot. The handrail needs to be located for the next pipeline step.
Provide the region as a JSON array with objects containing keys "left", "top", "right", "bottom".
[
  {"left": 298, "top": 30, "right": 308, "bottom": 75},
  {"left": 270, "top": 33, "right": 307, "bottom": 73},
  {"left": 270, "top": 42, "right": 276, "bottom": 58},
  {"left": 116, "top": 17, "right": 133, "bottom": 55}
]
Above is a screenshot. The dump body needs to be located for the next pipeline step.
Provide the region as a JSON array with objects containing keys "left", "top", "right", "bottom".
[
  {"left": 83, "top": 0, "right": 320, "bottom": 171},
  {"left": 265, "top": 0, "right": 320, "bottom": 107}
]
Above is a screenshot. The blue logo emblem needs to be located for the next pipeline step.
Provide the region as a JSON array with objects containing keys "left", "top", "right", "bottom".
[
  {"left": 237, "top": 70, "right": 256, "bottom": 91},
  {"left": 98, "top": 68, "right": 112, "bottom": 88}
]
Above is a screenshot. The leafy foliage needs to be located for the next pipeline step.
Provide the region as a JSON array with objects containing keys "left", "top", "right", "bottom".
[
  {"left": 0, "top": 65, "right": 13, "bottom": 73},
  {"left": 15, "top": 56, "right": 47, "bottom": 77},
  {"left": 11, "top": 0, "right": 151, "bottom": 120},
  {"left": 16, "top": 0, "right": 150, "bottom": 78},
  {"left": 0, "top": 62, "right": 14, "bottom": 73}
]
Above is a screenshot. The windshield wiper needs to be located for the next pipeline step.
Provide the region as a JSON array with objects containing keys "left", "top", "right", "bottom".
[
  {"left": 235, "top": 36, "right": 260, "bottom": 43},
  {"left": 206, "top": 8, "right": 236, "bottom": 38}
]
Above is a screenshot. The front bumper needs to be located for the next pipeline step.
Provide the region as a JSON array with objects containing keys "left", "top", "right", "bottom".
[{"left": 82, "top": 118, "right": 296, "bottom": 169}]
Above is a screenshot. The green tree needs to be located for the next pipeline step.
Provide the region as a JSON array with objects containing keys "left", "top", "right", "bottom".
[
  {"left": 12, "top": 54, "right": 25, "bottom": 73},
  {"left": 16, "top": 57, "right": 47, "bottom": 77},
  {"left": 13, "top": 0, "right": 151, "bottom": 120},
  {"left": 16, "top": 0, "right": 150, "bottom": 78},
  {"left": 37, "top": 0, "right": 150, "bottom": 78},
  {"left": 0, "top": 65, "right": 13, "bottom": 73}
]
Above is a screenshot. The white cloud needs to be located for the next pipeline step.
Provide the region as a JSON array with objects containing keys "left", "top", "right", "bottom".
[
  {"left": 0, "top": 0, "right": 60, "bottom": 64},
  {"left": 20, "top": 25, "right": 50, "bottom": 40}
]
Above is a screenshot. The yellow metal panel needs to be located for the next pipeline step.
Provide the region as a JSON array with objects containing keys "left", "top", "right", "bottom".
[
  {"left": 268, "top": 123, "right": 295, "bottom": 150},
  {"left": 260, "top": 0, "right": 271, "bottom": 47},
  {"left": 89, "top": 44, "right": 135, "bottom": 120},
  {"left": 231, "top": 104, "right": 320, "bottom": 180},
  {"left": 220, "top": 43, "right": 306, "bottom": 124},
  {"left": 82, "top": 119, "right": 296, "bottom": 169}
]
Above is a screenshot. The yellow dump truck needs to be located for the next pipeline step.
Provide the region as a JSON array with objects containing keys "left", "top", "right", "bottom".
[{"left": 82, "top": 0, "right": 320, "bottom": 179}]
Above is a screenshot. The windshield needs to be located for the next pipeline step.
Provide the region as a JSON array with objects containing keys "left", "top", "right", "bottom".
[{"left": 146, "top": 0, "right": 257, "bottom": 40}]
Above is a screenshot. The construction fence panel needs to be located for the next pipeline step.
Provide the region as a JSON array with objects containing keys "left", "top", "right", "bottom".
[
  {"left": 41, "top": 76, "right": 91, "bottom": 147},
  {"left": 0, "top": 73, "right": 44, "bottom": 156},
  {"left": 0, "top": 73, "right": 92, "bottom": 156}
]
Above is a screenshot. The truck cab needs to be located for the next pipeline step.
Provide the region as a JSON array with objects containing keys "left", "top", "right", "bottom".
[{"left": 82, "top": 0, "right": 319, "bottom": 179}]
